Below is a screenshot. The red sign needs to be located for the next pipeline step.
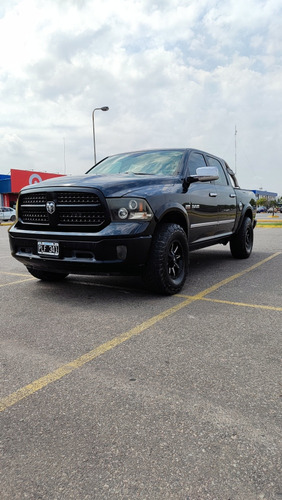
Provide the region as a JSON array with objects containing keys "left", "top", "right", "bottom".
[{"left": 11, "top": 169, "right": 65, "bottom": 193}]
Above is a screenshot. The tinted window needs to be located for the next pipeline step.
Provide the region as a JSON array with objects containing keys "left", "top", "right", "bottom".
[
  {"left": 87, "top": 150, "right": 185, "bottom": 177},
  {"left": 207, "top": 156, "right": 228, "bottom": 186},
  {"left": 188, "top": 152, "right": 207, "bottom": 176}
]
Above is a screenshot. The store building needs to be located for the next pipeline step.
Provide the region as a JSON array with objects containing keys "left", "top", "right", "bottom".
[
  {"left": 251, "top": 189, "right": 277, "bottom": 201},
  {"left": 0, "top": 169, "right": 64, "bottom": 207}
]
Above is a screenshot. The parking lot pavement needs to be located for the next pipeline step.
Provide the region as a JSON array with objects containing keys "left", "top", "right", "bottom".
[{"left": 0, "top": 225, "right": 281, "bottom": 500}]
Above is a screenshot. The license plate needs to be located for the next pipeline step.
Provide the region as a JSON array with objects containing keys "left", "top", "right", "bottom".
[{"left": 38, "top": 241, "right": 59, "bottom": 257}]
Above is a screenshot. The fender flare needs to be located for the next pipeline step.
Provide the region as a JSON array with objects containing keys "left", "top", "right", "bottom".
[
  {"left": 235, "top": 204, "right": 255, "bottom": 233},
  {"left": 154, "top": 202, "right": 189, "bottom": 236}
]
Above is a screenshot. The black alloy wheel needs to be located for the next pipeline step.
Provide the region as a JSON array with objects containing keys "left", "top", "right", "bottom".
[
  {"left": 143, "top": 222, "right": 188, "bottom": 295},
  {"left": 230, "top": 216, "right": 254, "bottom": 259}
]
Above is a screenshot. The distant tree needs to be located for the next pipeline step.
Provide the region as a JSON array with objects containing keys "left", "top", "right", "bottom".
[
  {"left": 256, "top": 197, "right": 267, "bottom": 207},
  {"left": 269, "top": 200, "right": 278, "bottom": 215}
]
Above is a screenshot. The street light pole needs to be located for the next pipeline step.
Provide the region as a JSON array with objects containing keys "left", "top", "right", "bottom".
[
  {"left": 92, "top": 106, "right": 109, "bottom": 164},
  {"left": 234, "top": 125, "right": 237, "bottom": 175}
]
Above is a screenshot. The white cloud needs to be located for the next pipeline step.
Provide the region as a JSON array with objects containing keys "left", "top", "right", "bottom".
[{"left": 0, "top": 0, "right": 281, "bottom": 194}]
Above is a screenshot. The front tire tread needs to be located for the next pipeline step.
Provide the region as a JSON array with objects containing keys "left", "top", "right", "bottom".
[
  {"left": 230, "top": 216, "right": 253, "bottom": 259},
  {"left": 143, "top": 223, "right": 188, "bottom": 295}
]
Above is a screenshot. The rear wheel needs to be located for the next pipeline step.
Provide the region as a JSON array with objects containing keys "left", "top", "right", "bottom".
[
  {"left": 143, "top": 223, "right": 188, "bottom": 295},
  {"left": 230, "top": 217, "right": 253, "bottom": 259},
  {"left": 27, "top": 267, "right": 69, "bottom": 281}
]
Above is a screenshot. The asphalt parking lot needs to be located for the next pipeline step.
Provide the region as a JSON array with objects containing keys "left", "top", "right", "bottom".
[{"left": 0, "top": 224, "right": 281, "bottom": 500}]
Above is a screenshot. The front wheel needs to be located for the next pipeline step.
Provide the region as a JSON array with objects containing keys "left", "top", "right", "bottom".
[
  {"left": 143, "top": 223, "right": 188, "bottom": 295},
  {"left": 230, "top": 217, "right": 254, "bottom": 259},
  {"left": 27, "top": 267, "right": 69, "bottom": 281}
]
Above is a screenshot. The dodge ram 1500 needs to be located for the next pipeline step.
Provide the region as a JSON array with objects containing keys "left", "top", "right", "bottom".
[{"left": 9, "top": 148, "right": 256, "bottom": 294}]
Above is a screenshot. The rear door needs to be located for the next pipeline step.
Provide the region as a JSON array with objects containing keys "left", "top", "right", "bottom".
[{"left": 206, "top": 155, "right": 236, "bottom": 235}]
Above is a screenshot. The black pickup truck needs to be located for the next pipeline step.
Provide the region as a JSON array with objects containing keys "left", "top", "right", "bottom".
[{"left": 9, "top": 148, "right": 256, "bottom": 294}]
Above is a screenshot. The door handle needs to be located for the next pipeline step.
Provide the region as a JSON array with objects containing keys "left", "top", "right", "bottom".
[
  {"left": 229, "top": 193, "right": 236, "bottom": 198},
  {"left": 209, "top": 192, "right": 217, "bottom": 197}
]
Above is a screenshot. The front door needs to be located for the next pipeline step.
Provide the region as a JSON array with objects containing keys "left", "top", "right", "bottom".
[{"left": 185, "top": 152, "right": 219, "bottom": 244}]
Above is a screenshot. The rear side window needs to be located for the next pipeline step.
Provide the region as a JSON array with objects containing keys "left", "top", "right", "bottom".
[{"left": 207, "top": 156, "right": 228, "bottom": 186}]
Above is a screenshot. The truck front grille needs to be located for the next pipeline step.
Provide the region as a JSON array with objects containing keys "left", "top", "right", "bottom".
[
  {"left": 59, "top": 211, "right": 105, "bottom": 225},
  {"left": 56, "top": 192, "right": 100, "bottom": 204},
  {"left": 21, "top": 209, "right": 49, "bottom": 224},
  {"left": 18, "top": 189, "right": 109, "bottom": 232}
]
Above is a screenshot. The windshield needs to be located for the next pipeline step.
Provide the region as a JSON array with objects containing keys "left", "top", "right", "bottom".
[{"left": 86, "top": 150, "right": 185, "bottom": 177}]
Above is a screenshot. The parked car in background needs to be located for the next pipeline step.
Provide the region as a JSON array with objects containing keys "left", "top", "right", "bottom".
[
  {"left": 256, "top": 206, "right": 267, "bottom": 213},
  {"left": 0, "top": 207, "right": 16, "bottom": 222},
  {"left": 267, "top": 207, "right": 278, "bottom": 213}
]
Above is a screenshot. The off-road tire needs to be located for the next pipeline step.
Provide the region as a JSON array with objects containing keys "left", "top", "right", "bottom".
[
  {"left": 26, "top": 267, "right": 69, "bottom": 281},
  {"left": 230, "top": 216, "right": 253, "bottom": 259},
  {"left": 143, "top": 223, "right": 188, "bottom": 295}
]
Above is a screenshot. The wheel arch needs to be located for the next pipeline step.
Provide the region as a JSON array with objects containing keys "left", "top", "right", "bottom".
[
  {"left": 155, "top": 205, "right": 189, "bottom": 236},
  {"left": 244, "top": 206, "right": 254, "bottom": 221},
  {"left": 235, "top": 206, "right": 254, "bottom": 233}
]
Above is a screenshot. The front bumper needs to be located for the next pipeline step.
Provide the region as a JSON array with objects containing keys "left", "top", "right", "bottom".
[{"left": 9, "top": 222, "right": 153, "bottom": 276}]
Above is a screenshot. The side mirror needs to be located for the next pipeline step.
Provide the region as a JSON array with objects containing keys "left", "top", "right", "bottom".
[
  {"left": 184, "top": 167, "right": 219, "bottom": 190},
  {"left": 194, "top": 166, "right": 219, "bottom": 181}
]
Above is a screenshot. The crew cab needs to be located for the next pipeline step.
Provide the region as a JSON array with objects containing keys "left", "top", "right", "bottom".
[{"left": 9, "top": 148, "right": 256, "bottom": 294}]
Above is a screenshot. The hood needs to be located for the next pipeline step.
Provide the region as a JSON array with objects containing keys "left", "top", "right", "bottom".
[{"left": 21, "top": 173, "right": 178, "bottom": 197}]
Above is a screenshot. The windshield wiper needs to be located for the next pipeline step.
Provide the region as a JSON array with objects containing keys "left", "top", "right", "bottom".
[{"left": 126, "top": 171, "right": 156, "bottom": 176}]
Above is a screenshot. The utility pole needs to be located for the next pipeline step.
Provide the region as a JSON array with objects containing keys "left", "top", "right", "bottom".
[
  {"left": 234, "top": 125, "right": 237, "bottom": 175},
  {"left": 63, "top": 137, "right": 66, "bottom": 175},
  {"left": 92, "top": 106, "right": 109, "bottom": 164}
]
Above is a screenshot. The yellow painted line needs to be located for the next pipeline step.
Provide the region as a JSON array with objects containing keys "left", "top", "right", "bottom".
[
  {"left": 178, "top": 252, "right": 281, "bottom": 300},
  {"left": 0, "top": 271, "right": 32, "bottom": 277},
  {"left": 196, "top": 252, "right": 282, "bottom": 297},
  {"left": 0, "top": 252, "right": 281, "bottom": 412},
  {"left": 0, "top": 278, "right": 35, "bottom": 288},
  {"left": 201, "top": 297, "right": 282, "bottom": 311},
  {"left": 0, "top": 271, "right": 35, "bottom": 287},
  {"left": 0, "top": 296, "right": 197, "bottom": 412},
  {"left": 176, "top": 294, "right": 282, "bottom": 312}
]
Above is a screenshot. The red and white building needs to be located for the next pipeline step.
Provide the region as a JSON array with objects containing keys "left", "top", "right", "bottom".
[{"left": 0, "top": 169, "right": 65, "bottom": 207}]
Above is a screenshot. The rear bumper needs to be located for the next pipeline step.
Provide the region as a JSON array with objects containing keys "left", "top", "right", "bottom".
[{"left": 9, "top": 223, "right": 152, "bottom": 276}]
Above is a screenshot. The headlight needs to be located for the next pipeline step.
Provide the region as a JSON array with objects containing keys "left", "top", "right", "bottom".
[{"left": 107, "top": 198, "right": 154, "bottom": 221}]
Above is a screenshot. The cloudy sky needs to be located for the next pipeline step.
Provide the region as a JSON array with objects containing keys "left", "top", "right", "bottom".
[{"left": 0, "top": 0, "right": 281, "bottom": 195}]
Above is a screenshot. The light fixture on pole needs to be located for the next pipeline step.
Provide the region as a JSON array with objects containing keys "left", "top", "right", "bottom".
[{"left": 92, "top": 106, "right": 109, "bottom": 164}]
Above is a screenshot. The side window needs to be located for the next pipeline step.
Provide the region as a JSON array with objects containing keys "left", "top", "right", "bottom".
[
  {"left": 207, "top": 156, "right": 228, "bottom": 186},
  {"left": 188, "top": 152, "right": 207, "bottom": 176}
]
